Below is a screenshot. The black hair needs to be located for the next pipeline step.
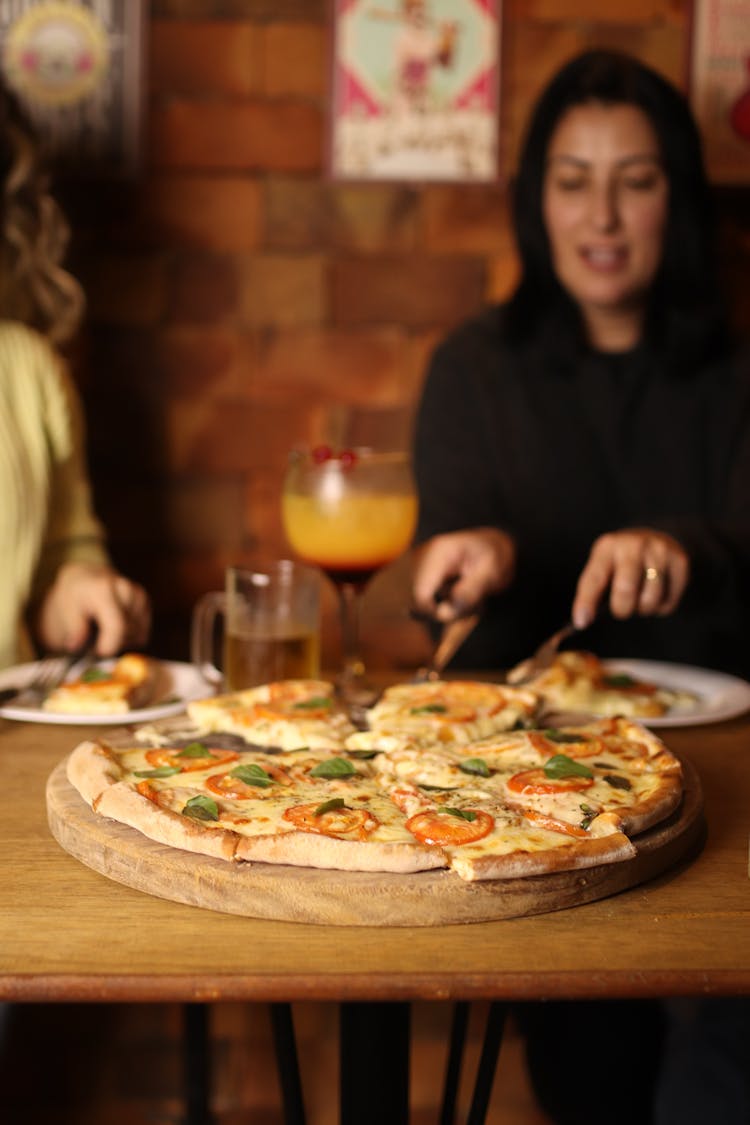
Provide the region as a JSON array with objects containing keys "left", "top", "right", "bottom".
[{"left": 504, "top": 49, "right": 729, "bottom": 372}]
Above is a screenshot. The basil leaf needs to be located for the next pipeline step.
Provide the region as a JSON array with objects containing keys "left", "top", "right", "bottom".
[
  {"left": 543, "top": 754, "right": 594, "bottom": 779},
  {"left": 459, "top": 758, "right": 490, "bottom": 778},
  {"left": 293, "top": 696, "right": 331, "bottom": 710},
  {"left": 542, "top": 729, "right": 588, "bottom": 744},
  {"left": 346, "top": 749, "right": 381, "bottom": 760},
  {"left": 309, "top": 757, "right": 356, "bottom": 779},
  {"left": 178, "top": 742, "right": 210, "bottom": 758},
  {"left": 229, "top": 764, "right": 274, "bottom": 788},
  {"left": 579, "top": 803, "right": 597, "bottom": 830},
  {"left": 444, "top": 807, "right": 477, "bottom": 822},
  {"left": 182, "top": 795, "right": 219, "bottom": 822},
  {"left": 134, "top": 766, "right": 182, "bottom": 778},
  {"left": 419, "top": 784, "right": 459, "bottom": 792},
  {"left": 410, "top": 703, "right": 447, "bottom": 714},
  {"left": 602, "top": 673, "right": 636, "bottom": 688},
  {"left": 80, "top": 667, "right": 110, "bottom": 683},
  {"left": 315, "top": 797, "right": 345, "bottom": 816},
  {"left": 603, "top": 774, "right": 632, "bottom": 791}
]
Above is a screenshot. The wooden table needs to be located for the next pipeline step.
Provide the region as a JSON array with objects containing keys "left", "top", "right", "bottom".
[
  {"left": 2, "top": 711, "right": 748, "bottom": 1003},
  {"left": 1, "top": 710, "right": 749, "bottom": 1121}
]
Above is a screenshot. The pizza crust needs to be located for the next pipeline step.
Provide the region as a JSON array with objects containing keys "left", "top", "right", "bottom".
[
  {"left": 612, "top": 775, "right": 683, "bottom": 835},
  {"left": 450, "top": 830, "right": 636, "bottom": 882},
  {"left": 67, "top": 740, "right": 120, "bottom": 805},
  {"left": 235, "top": 830, "right": 447, "bottom": 873},
  {"left": 95, "top": 783, "right": 239, "bottom": 861}
]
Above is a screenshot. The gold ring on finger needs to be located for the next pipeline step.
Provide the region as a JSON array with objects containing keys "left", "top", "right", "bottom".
[{"left": 643, "top": 566, "right": 663, "bottom": 583}]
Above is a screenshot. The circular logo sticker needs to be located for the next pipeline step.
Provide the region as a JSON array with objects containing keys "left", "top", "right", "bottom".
[{"left": 2, "top": 3, "right": 109, "bottom": 107}]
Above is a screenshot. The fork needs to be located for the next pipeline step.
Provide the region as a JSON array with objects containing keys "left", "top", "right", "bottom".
[
  {"left": 505, "top": 621, "right": 577, "bottom": 686},
  {"left": 3, "top": 627, "right": 99, "bottom": 707},
  {"left": 1, "top": 654, "right": 79, "bottom": 707}
]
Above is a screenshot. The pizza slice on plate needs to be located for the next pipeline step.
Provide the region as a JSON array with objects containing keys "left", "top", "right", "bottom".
[
  {"left": 43, "top": 653, "right": 155, "bottom": 715},
  {"left": 517, "top": 650, "right": 697, "bottom": 719}
]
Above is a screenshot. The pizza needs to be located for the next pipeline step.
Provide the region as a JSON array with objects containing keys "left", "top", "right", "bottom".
[
  {"left": 516, "top": 650, "right": 698, "bottom": 720},
  {"left": 43, "top": 653, "right": 156, "bottom": 715},
  {"left": 66, "top": 679, "right": 684, "bottom": 883}
]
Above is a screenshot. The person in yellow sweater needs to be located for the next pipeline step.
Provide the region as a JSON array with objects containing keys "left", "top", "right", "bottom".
[{"left": 0, "top": 79, "right": 149, "bottom": 670}]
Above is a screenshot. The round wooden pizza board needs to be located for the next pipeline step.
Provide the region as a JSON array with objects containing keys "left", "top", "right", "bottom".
[{"left": 46, "top": 757, "right": 705, "bottom": 927}]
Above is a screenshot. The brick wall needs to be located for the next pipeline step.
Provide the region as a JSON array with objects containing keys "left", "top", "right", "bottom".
[{"left": 60, "top": 0, "right": 750, "bottom": 669}]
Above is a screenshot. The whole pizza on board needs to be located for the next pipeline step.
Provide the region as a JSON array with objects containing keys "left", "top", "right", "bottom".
[{"left": 66, "top": 676, "right": 684, "bottom": 883}]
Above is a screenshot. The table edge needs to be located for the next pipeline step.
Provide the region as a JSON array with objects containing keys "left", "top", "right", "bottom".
[{"left": 2, "top": 969, "right": 749, "bottom": 1004}]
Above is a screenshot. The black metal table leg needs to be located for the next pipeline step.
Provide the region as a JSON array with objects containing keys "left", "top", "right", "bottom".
[
  {"left": 183, "top": 1002, "right": 212, "bottom": 1125},
  {"left": 270, "top": 1002, "right": 307, "bottom": 1125},
  {"left": 339, "top": 1002, "right": 410, "bottom": 1125},
  {"left": 440, "top": 1001, "right": 470, "bottom": 1125},
  {"left": 466, "top": 1002, "right": 508, "bottom": 1125}
]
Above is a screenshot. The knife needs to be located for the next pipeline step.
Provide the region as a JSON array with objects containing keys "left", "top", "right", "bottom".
[{"left": 414, "top": 612, "right": 481, "bottom": 682}]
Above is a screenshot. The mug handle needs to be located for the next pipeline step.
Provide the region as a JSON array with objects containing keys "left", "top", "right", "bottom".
[{"left": 191, "top": 591, "right": 226, "bottom": 690}]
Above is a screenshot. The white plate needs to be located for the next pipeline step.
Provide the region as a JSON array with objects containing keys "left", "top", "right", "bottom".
[
  {"left": 601, "top": 658, "right": 750, "bottom": 727},
  {"left": 0, "top": 659, "right": 211, "bottom": 725}
]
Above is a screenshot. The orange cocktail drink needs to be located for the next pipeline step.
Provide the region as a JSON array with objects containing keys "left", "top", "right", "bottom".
[
  {"left": 282, "top": 447, "right": 418, "bottom": 700},
  {"left": 283, "top": 489, "right": 417, "bottom": 587}
]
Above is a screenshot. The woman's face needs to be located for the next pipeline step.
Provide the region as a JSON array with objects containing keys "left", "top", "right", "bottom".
[{"left": 542, "top": 102, "right": 669, "bottom": 348}]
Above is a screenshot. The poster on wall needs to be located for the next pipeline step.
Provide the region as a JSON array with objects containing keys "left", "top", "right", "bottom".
[
  {"left": 689, "top": 0, "right": 750, "bottom": 183},
  {"left": 0, "top": 0, "right": 145, "bottom": 176},
  {"left": 329, "top": 0, "right": 501, "bottom": 182}
]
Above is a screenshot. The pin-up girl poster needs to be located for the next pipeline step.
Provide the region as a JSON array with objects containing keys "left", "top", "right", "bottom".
[
  {"left": 690, "top": 0, "right": 750, "bottom": 183},
  {"left": 330, "top": 0, "right": 501, "bottom": 182}
]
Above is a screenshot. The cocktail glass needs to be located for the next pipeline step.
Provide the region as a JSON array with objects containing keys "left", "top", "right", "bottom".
[{"left": 282, "top": 447, "right": 417, "bottom": 705}]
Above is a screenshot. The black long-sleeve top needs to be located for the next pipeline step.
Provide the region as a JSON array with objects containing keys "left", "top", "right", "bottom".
[{"left": 414, "top": 305, "right": 750, "bottom": 677}]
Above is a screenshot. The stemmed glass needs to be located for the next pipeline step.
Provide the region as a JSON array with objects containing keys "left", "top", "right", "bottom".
[{"left": 282, "top": 446, "right": 417, "bottom": 704}]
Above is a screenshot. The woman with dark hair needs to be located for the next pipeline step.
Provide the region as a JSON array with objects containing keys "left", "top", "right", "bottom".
[
  {"left": 411, "top": 49, "right": 749, "bottom": 1124},
  {"left": 0, "top": 79, "right": 150, "bottom": 669},
  {"left": 411, "top": 47, "right": 750, "bottom": 681}
]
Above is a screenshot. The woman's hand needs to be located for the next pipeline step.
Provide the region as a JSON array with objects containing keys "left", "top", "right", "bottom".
[
  {"left": 35, "top": 562, "right": 151, "bottom": 656},
  {"left": 412, "top": 528, "right": 516, "bottom": 622},
  {"left": 572, "top": 528, "right": 690, "bottom": 629}
]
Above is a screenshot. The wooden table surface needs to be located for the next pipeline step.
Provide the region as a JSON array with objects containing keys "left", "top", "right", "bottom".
[{"left": 1, "top": 708, "right": 749, "bottom": 1004}]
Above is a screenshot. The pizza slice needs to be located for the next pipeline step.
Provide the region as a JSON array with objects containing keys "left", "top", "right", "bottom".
[
  {"left": 359, "top": 679, "right": 540, "bottom": 747},
  {"left": 67, "top": 736, "right": 445, "bottom": 873},
  {"left": 517, "top": 650, "right": 697, "bottom": 719},
  {"left": 43, "top": 653, "right": 156, "bottom": 715},
  {"left": 383, "top": 781, "right": 635, "bottom": 881},
  {"left": 372, "top": 719, "right": 683, "bottom": 839},
  {"left": 187, "top": 679, "right": 357, "bottom": 750}
]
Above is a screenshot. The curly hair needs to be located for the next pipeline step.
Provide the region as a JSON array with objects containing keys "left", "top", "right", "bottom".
[{"left": 0, "top": 80, "right": 84, "bottom": 344}]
